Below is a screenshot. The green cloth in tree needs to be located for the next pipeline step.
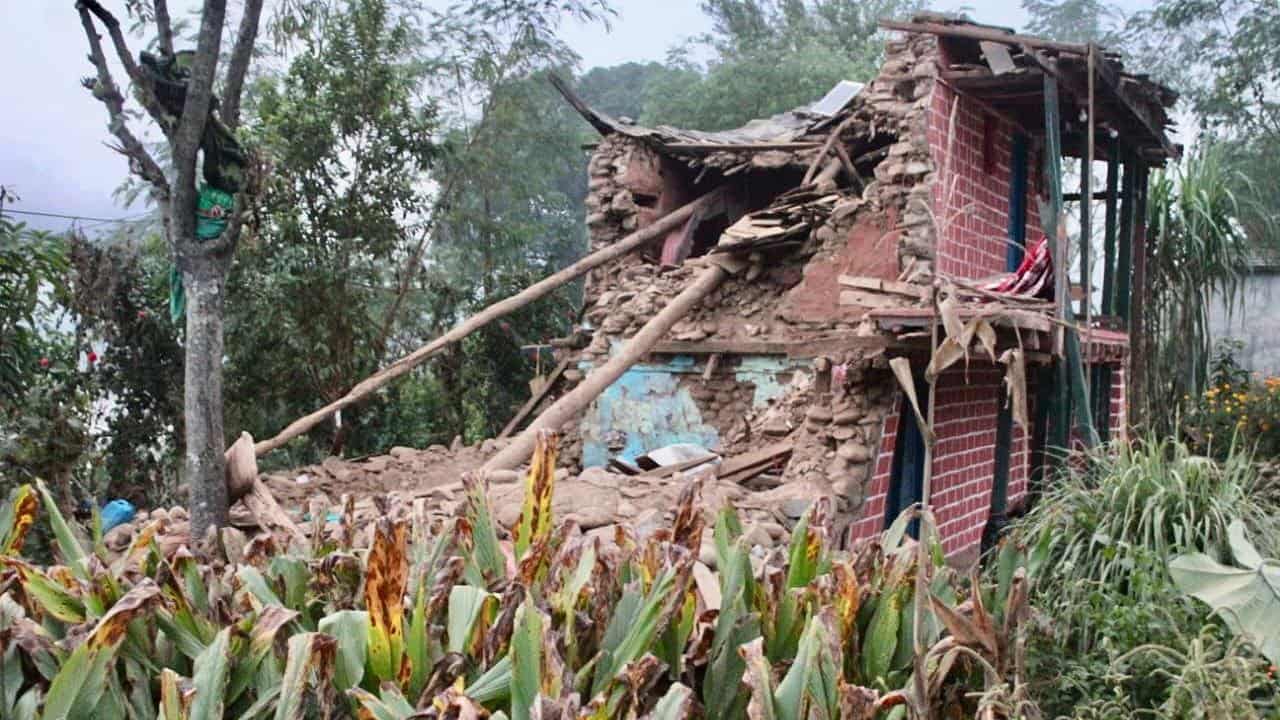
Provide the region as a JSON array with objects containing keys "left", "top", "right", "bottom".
[
  {"left": 196, "top": 185, "right": 233, "bottom": 240},
  {"left": 169, "top": 266, "right": 185, "bottom": 324}
]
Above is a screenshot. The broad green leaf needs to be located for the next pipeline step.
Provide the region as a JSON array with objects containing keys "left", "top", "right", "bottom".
[
  {"left": 463, "top": 475, "right": 508, "bottom": 586},
  {"left": 1227, "top": 519, "right": 1264, "bottom": 569},
  {"left": 405, "top": 575, "right": 431, "bottom": 698},
  {"left": 713, "top": 507, "right": 744, "bottom": 569},
  {"left": 447, "top": 585, "right": 495, "bottom": 655},
  {"left": 704, "top": 539, "right": 759, "bottom": 720},
  {"left": 346, "top": 688, "right": 406, "bottom": 720},
  {"left": 189, "top": 628, "right": 232, "bottom": 720},
  {"left": 268, "top": 557, "right": 310, "bottom": 617},
  {"left": 274, "top": 632, "right": 337, "bottom": 720},
  {"left": 34, "top": 480, "right": 87, "bottom": 578},
  {"left": 592, "top": 565, "right": 685, "bottom": 698},
  {"left": 466, "top": 655, "right": 512, "bottom": 705},
  {"left": 510, "top": 600, "right": 543, "bottom": 720},
  {"left": 4, "top": 560, "right": 85, "bottom": 623},
  {"left": 237, "top": 566, "right": 284, "bottom": 608},
  {"left": 228, "top": 605, "right": 300, "bottom": 704},
  {"left": 43, "top": 582, "right": 161, "bottom": 720},
  {"left": 861, "top": 585, "right": 903, "bottom": 685},
  {"left": 1169, "top": 549, "right": 1280, "bottom": 664},
  {"left": 318, "top": 610, "right": 368, "bottom": 692}
]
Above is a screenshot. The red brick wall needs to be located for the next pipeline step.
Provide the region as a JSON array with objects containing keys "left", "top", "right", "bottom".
[
  {"left": 1108, "top": 364, "right": 1126, "bottom": 440},
  {"left": 928, "top": 82, "right": 1045, "bottom": 280},
  {"left": 849, "top": 365, "right": 1030, "bottom": 557}
]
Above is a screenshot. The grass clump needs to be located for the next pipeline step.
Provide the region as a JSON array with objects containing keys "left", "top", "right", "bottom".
[{"left": 1007, "top": 436, "right": 1280, "bottom": 718}]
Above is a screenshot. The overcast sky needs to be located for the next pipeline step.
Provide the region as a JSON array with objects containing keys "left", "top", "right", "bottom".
[{"left": 0, "top": 0, "right": 1149, "bottom": 234}]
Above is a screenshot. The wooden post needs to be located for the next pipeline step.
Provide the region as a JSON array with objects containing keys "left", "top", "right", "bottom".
[
  {"left": 1101, "top": 140, "right": 1120, "bottom": 315},
  {"left": 253, "top": 189, "right": 725, "bottom": 456},
  {"left": 1081, "top": 45, "right": 1095, "bottom": 399},
  {"left": 1128, "top": 163, "right": 1150, "bottom": 429},
  {"left": 482, "top": 263, "right": 730, "bottom": 472},
  {"left": 1115, "top": 156, "right": 1136, "bottom": 322}
]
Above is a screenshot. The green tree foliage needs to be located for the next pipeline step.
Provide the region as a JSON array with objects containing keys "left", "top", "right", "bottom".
[
  {"left": 65, "top": 233, "right": 183, "bottom": 505},
  {"left": 575, "top": 62, "right": 670, "bottom": 120},
  {"left": 1021, "top": 0, "right": 1126, "bottom": 45},
  {"left": 223, "top": 0, "right": 611, "bottom": 461},
  {"left": 0, "top": 219, "right": 66, "bottom": 400},
  {"left": 1128, "top": 0, "right": 1280, "bottom": 245},
  {"left": 642, "top": 0, "right": 925, "bottom": 130},
  {"left": 417, "top": 74, "right": 590, "bottom": 440},
  {"left": 228, "top": 0, "right": 438, "bottom": 462}
]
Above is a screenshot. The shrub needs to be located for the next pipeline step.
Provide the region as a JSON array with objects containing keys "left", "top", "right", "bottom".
[
  {"left": 1184, "top": 375, "right": 1280, "bottom": 461},
  {"left": 1006, "top": 437, "right": 1280, "bottom": 718}
]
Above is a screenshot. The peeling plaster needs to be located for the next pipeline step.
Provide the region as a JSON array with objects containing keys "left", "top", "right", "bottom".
[
  {"left": 579, "top": 358, "right": 720, "bottom": 468},
  {"left": 579, "top": 346, "right": 808, "bottom": 467},
  {"left": 734, "top": 356, "right": 805, "bottom": 407}
]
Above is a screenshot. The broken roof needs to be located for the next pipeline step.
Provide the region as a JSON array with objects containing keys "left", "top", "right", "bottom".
[
  {"left": 551, "top": 74, "right": 862, "bottom": 151},
  {"left": 555, "top": 14, "right": 1180, "bottom": 166},
  {"left": 882, "top": 13, "right": 1180, "bottom": 162}
]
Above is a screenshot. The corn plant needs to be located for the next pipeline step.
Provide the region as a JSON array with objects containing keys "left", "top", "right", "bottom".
[{"left": 0, "top": 432, "right": 1041, "bottom": 719}]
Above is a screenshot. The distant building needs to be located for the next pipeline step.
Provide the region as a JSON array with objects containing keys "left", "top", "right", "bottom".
[{"left": 1210, "top": 250, "right": 1280, "bottom": 376}]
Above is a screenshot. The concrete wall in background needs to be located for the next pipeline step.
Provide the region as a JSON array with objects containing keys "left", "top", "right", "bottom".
[{"left": 1210, "top": 270, "right": 1280, "bottom": 377}]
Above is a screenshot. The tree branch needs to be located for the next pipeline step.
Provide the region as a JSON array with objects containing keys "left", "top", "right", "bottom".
[
  {"left": 171, "top": 0, "right": 227, "bottom": 250},
  {"left": 153, "top": 0, "right": 174, "bottom": 56},
  {"left": 221, "top": 0, "right": 265, "bottom": 130},
  {"left": 76, "top": 3, "right": 169, "bottom": 198},
  {"left": 77, "top": 0, "right": 173, "bottom": 134}
]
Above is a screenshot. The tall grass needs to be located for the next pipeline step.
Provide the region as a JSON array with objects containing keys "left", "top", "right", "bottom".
[
  {"left": 1140, "top": 145, "right": 1264, "bottom": 434},
  {"left": 1012, "top": 436, "right": 1278, "bottom": 648}
]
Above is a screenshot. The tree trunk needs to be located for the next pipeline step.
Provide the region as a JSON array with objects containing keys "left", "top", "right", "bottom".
[{"left": 183, "top": 258, "right": 230, "bottom": 540}]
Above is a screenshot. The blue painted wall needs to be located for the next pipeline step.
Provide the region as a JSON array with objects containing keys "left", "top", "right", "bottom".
[{"left": 579, "top": 350, "right": 805, "bottom": 468}]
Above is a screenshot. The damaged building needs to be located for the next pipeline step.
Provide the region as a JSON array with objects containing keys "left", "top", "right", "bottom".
[
  {"left": 483, "top": 15, "right": 1178, "bottom": 560},
  {"left": 235, "top": 15, "right": 1180, "bottom": 566}
]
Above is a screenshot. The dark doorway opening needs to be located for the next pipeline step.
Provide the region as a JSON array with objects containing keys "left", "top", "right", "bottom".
[{"left": 886, "top": 376, "right": 929, "bottom": 538}]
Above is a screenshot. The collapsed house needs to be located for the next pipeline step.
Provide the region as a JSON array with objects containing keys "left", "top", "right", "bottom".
[
  {"left": 200, "top": 14, "right": 1179, "bottom": 565},
  {"left": 474, "top": 15, "right": 1178, "bottom": 560}
]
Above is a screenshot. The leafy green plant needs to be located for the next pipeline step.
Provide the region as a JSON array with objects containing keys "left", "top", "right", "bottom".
[
  {"left": 0, "top": 432, "right": 1041, "bottom": 718},
  {"left": 1007, "top": 437, "right": 1280, "bottom": 717},
  {"left": 1011, "top": 436, "right": 1276, "bottom": 641},
  {"left": 1139, "top": 145, "right": 1263, "bottom": 433}
]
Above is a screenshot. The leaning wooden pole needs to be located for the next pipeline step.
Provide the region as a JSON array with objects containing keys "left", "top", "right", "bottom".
[
  {"left": 482, "top": 263, "right": 730, "bottom": 471},
  {"left": 254, "top": 189, "right": 725, "bottom": 457}
]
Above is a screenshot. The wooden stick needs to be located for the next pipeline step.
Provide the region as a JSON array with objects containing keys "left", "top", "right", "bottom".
[
  {"left": 254, "top": 190, "right": 724, "bottom": 456},
  {"left": 482, "top": 264, "right": 730, "bottom": 471},
  {"left": 879, "top": 18, "right": 1090, "bottom": 56},
  {"left": 1082, "top": 44, "right": 1095, "bottom": 403},
  {"left": 498, "top": 356, "right": 571, "bottom": 439},
  {"left": 802, "top": 115, "right": 856, "bottom": 185}
]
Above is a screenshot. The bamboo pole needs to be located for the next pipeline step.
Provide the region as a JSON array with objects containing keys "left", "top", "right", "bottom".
[
  {"left": 1082, "top": 44, "right": 1095, "bottom": 404},
  {"left": 482, "top": 263, "right": 729, "bottom": 471},
  {"left": 253, "top": 189, "right": 725, "bottom": 456}
]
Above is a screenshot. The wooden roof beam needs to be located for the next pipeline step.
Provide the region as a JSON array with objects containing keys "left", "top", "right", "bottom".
[{"left": 880, "top": 19, "right": 1090, "bottom": 56}]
